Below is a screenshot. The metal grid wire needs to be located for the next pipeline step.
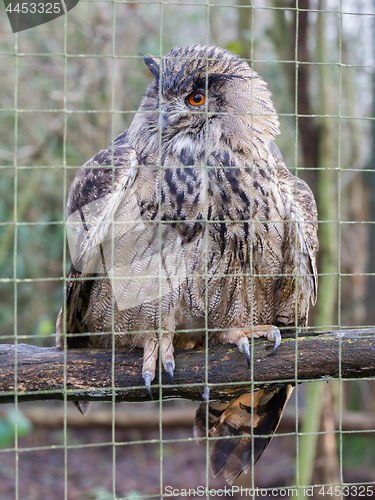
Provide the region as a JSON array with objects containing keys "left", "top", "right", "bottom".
[{"left": 0, "top": 0, "right": 375, "bottom": 499}]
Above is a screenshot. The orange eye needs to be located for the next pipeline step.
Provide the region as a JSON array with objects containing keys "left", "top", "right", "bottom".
[{"left": 188, "top": 91, "right": 206, "bottom": 106}]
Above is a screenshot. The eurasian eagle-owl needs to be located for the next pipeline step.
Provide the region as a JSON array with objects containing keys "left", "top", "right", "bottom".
[{"left": 57, "top": 45, "right": 318, "bottom": 483}]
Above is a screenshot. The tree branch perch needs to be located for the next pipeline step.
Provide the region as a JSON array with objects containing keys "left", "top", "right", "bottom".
[{"left": 0, "top": 328, "right": 374, "bottom": 404}]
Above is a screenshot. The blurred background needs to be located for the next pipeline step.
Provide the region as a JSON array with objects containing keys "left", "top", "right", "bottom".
[{"left": 0, "top": 0, "right": 374, "bottom": 498}]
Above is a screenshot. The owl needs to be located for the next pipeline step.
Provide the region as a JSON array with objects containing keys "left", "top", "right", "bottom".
[{"left": 57, "top": 45, "right": 318, "bottom": 483}]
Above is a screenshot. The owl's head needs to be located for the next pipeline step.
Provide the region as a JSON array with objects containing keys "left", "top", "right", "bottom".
[{"left": 139, "top": 45, "right": 280, "bottom": 152}]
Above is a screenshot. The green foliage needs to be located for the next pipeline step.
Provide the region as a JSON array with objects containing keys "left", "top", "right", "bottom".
[
  {"left": 82, "top": 488, "right": 142, "bottom": 500},
  {"left": 125, "top": 492, "right": 143, "bottom": 500},
  {"left": 83, "top": 488, "right": 115, "bottom": 500},
  {"left": 342, "top": 434, "right": 375, "bottom": 470},
  {"left": 0, "top": 408, "right": 33, "bottom": 448}
]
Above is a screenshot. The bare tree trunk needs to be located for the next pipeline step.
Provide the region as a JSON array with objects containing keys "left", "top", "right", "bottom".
[
  {"left": 237, "top": 0, "right": 253, "bottom": 59},
  {"left": 365, "top": 24, "right": 375, "bottom": 325},
  {"left": 269, "top": 0, "right": 320, "bottom": 191}
]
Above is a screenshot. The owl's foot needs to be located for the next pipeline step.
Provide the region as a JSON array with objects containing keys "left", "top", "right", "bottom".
[
  {"left": 161, "top": 333, "right": 175, "bottom": 382},
  {"left": 142, "top": 337, "right": 158, "bottom": 395},
  {"left": 142, "top": 333, "right": 175, "bottom": 394},
  {"left": 218, "top": 326, "right": 281, "bottom": 367}
]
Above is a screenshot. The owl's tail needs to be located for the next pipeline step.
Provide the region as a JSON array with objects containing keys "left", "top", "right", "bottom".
[{"left": 193, "top": 384, "right": 293, "bottom": 484}]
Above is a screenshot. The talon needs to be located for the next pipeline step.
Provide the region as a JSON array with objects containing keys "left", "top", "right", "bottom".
[
  {"left": 238, "top": 338, "right": 251, "bottom": 368},
  {"left": 144, "top": 372, "right": 152, "bottom": 397},
  {"left": 166, "top": 361, "right": 174, "bottom": 382},
  {"left": 271, "top": 328, "right": 281, "bottom": 354}
]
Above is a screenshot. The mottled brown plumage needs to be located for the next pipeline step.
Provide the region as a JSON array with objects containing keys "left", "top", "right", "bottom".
[{"left": 57, "top": 45, "right": 318, "bottom": 483}]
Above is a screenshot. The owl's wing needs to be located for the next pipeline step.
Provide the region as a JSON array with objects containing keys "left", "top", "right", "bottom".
[
  {"left": 274, "top": 145, "right": 318, "bottom": 326},
  {"left": 270, "top": 142, "right": 319, "bottom": 305},
  {"left": 291, "top": 173, "right": 319, "bottom": 304},
  {"left": 56, "top": 142, "right": 139, "bottom": 349}
]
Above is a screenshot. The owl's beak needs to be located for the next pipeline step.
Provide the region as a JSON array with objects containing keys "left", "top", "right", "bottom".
[
  {"left": 158, "top": 104, "right": 176, "bottom": 133},
  {"left": 158, "top": 111, "right": 168, "bottom": 133}
]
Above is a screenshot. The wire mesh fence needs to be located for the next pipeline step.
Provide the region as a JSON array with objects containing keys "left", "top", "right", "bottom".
[{"left": 0, "top": 0, "right": 375, "bottom": 499}]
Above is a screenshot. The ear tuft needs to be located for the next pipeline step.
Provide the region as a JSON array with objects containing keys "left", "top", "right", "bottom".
[{"left": 141, "top": 54, "right": 160, "bottom": 80}]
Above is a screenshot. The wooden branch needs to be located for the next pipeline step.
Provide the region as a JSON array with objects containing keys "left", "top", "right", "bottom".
[{"left": 0, "top": 328, "right": 374, "bottom": 404}]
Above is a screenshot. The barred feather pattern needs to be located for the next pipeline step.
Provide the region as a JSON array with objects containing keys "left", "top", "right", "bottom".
[{"left": 56, "top": 45, "right": 318, "bottom": 483}]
